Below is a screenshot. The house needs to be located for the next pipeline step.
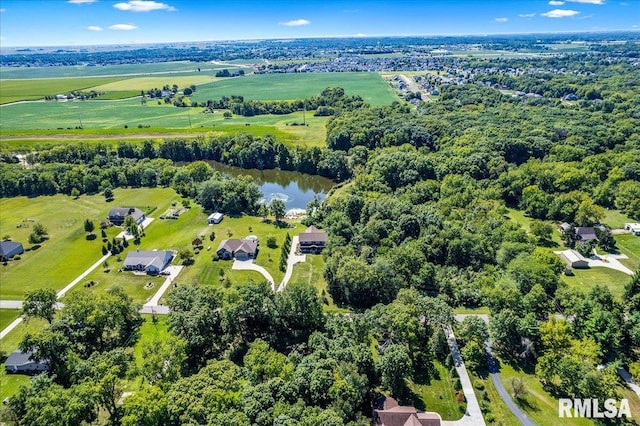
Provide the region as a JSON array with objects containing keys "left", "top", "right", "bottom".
[
  {"left": 625, "top": 223, "right": 640, "bottom": 236},
  {"left": 575, "top": 227, "right": 598, "bottom": 242},
  {"left": 216, "top": 239, "right": 258, "bottom": 261},
  {"left": 123, "top": 250, "right": 173, "bottom": 274},
  {"left": 4, "top": 350, "right": 49, "bottom": 374},
  {"left": 108, "top": 208, "right": 145, "bottom": 226},
  {"left": 0, "top": 240, "right": 24, "bottom": 260},
  {"left": 558, "top": 222, "right": 572, "bottom": 233},
  {"left": 374, "top": 398, "right": 442, "bottom": 426},
  {"left": 298, "top": 225, "right": 328, "bottom": 254},
  {"left": 559, "top": 249, "right": 589, "bottom": 269},
  {"left": 207, "top": 212, "right": 223, "bottom": 225}
]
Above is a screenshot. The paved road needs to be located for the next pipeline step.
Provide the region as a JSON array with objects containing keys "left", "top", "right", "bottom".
[
  {"left": 232, "top": 259, "right": 275, "bottom": 289},
  {"left": 277, "top": 236, "right": 306, "bottom": 292},
  {"left": 441, "top": 325, "right": 486, "bottom": 426},
  {"left": 618, "top": 368, "right": 640, "bottom": 397}
]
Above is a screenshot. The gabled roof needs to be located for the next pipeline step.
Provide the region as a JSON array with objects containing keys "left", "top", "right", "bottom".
[
  {"left": 576, "top": 227, "right": 597, "bottom": 241},
  {"left": 299, "top": 225, "right": 328, "bottom": 243},
  {"left": 0, "top": 241, "right": 23, "bottom": 257},
  {"left": 217, "top": 239, "right": 258, "bottom": 255},
  {"left": 109, "top": 207, "right": 145, "bottom": 221},
  {"left": 561, "top": 249, "right": 587, "bottom": 263},
  {"left": 123, "top": 250, "right": 172, "bottom": 270},
  {"left": 5, "top": 350, "right": 39, "bottom": 367}
]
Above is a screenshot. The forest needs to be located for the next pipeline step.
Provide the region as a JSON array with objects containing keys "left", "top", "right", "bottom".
[{"left": 1, "top": 50, "right": 640, "bottom": 426}]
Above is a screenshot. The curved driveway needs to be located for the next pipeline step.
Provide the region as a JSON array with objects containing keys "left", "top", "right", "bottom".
[{"left": 232, "top": 259, "right": 275, "bottom": 289}]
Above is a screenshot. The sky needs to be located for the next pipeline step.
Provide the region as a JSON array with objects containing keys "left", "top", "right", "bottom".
[{"left": 0, "top": 0, "right": 638, "bottom": 47}]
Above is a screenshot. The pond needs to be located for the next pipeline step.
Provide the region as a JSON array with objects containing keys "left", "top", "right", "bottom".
[{"left": 208, "top": 161, "right": 334, "bottom": 211}]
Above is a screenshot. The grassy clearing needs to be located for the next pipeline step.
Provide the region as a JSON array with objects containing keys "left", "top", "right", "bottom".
[
  {"left": 453, "top": 307, "right": 490, "bottom": 315},
  {"left": 89, "top": 75, "right": 220, "bottom": 92},
  {"left": 560, "top": 267, "right": 630, "bottom": 299},
  {"left": 0, "top": 77, "right": 124, "bottom": 104},
  {"left": 505, "top": 207, "right": 563, "bottom": 246},
  {"left": 190, "top": 72, "right": 399, "bottom": 105},
  {"left": 615, "top": 234, "right": 640, "bottom": 271},
  {"left": 0, "top": 318, "right": 47, "bottom": 357},
  {"left": 0, "top": 309, "right": 21, "bottom": 331},
  {"left": 602, "top": 209, "right": 637, "bottom": 229},
  {"left": 497, "top": 361, "right": 594, "bottom": 426},
  {"left": 468, "top": 371, "right": 521, "bottom": 426},
  {"left": 133, "top": 314, "right": 170, "bottom": 368},
  {"left": 407, "top": 361, "right": 466, "bottom": 420},
  {"left": 288, "top": 254, "right": 346, "bottom": 312},
  {"left": 0, "top": 369, "right": 30, "bottom": 401},
  {"left": 0, "top": 188, "right": 177, "bottom": 299}
]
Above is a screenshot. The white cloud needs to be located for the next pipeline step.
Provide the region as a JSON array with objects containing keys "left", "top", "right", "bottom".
[
  {"left": 549, "top": 1, "right": 565, "bottom": 5},
  {"left": 355, "top": 33, "right": 367, "bottom": 37},
  {"left": 566, "top": 0, "right": 605, "bottom": 4},
  {"left": 519, "top": 13, "right": 536, "bottom": 17},
  {"left": 113, "top": 1, "right": 176, "bottom": 12},
  {"left": 279, "top": 19, "right": 311, "bottom": 27},
  {"left": 542, "top": 9, "right": 580, "bottom": 17},
  {"left": 86, "top": 26, "right": 103, "bottom": 31},
  {"left": 68, "top": 0, "right": 97, "bottom": 3},
  {"left": 0, "top": 8, "right": 5, "bottom": 12},
  {"left": 495, "top": 17, "right": 508, "bottom": 22},
  {"left": 109, "top": 23, "right": 138, "bottom": 30}
]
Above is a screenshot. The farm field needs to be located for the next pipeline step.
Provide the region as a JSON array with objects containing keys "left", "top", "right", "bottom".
[
  {"left": 88, "top": 74, "right": 222, "bottom": 92},
  {"left": 0, "top": 76, "right": 123, "bottom": 104},
  {"left": 0, "top": 188, "right": 178, "bottom": 300},
  {"left": 190, "top": 72, "right": 399, "bottom": 105}
]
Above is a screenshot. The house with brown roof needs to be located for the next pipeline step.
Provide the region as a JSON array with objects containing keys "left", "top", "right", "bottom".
[
  {"left": 298, "top": 225, "right": 328, "bottom": 254},
  {"left": 216, "top": 239, "right": 258, "bottom": 261},
  {"left": 374, "top": 398, "right": 442, "bottom": 426}
]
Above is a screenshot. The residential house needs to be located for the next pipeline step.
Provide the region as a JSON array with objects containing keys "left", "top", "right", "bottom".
[
  {"left": 575, "top": 227, "right": 598, "bottom": 242},
  {"left": 374, "top": 398, "right": 442, "bottom": 426},
  {"left": 123, "top": 250, "right": 173, "bottom": 274},
  {"left": 298, "top": 225, "right": 328, "bottom": 254},
  {"left": 0, "top": 240, "right": 24, "bottom": 260},
  {"left": 4, "top": 350, "right": 49, "bottom": 374},
  {"left": 108, "top": 207, "right": 146, "bottom": 226},
  {"left": 625, "top": 223, "right": 640, "bottom": 236},
  {"left": 559, "top": 249, "right": 589, "bottom": 269},
  {"left": 207, "top": 212, "right": 223, "bottom": 225},
  {"left": 216, "top": 239, "right": 258, "bottom": 261}
]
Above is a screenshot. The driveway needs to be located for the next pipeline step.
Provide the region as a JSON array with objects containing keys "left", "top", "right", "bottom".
[
  {"left": 589, "top": 251, "right": 634, "bottom": 275},
  {"left": 142, "top": 265, "right": 183, "bottom": 308},
  {"left": 617, "top": 368, "right": 640, "bottom": 398},
  {"left": 232, "top": 259, "right": 275, "bottom": 289},
  {"left": 277, "top": 235, "right": 306, "bottom": 292},
  {"left": 441, "top": 325, "right": 486, "bottom": 426}
]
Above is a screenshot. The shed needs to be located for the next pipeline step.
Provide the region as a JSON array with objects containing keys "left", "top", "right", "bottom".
[
  {"left": 560, "top": 249, "right": 589, "bottom": 269},
  {"left": 0, "top": 241, "right": 24, "bottom": 259},
  {"left": 208, "top": 212, "right": 223, "bottom": 225}
]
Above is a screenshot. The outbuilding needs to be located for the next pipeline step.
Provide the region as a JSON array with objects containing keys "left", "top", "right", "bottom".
[
  {"left": 559, "top": 249, "right": 589, "bottom": 269},
  {"left": 0, "top": 240, "right": 24, "bottom": 260},
  {"left": 208, "top": 212, "right": 223, "bottom": 225}
]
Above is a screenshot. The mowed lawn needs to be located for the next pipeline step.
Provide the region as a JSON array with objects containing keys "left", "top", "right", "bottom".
[
  {"left": 0, "top": 188, "right": 178, "bottom": 299},
  {"left": 190, "top": 72, "right": 399, "bottom": 105},
  {"left": 407, "top": 361, "right": 466, "bottom": 421},
  {"left": 0, "top": 77, "right": 124, "bottom": 104},
  {"left": 615, "top": 234, "right": 640, "bottom": 271},
  {"left": 560, "top": 267, "right": 632, "bottom": 299},
  {"left": 0, "top": 309, "right": 21, "bottom": 330}
]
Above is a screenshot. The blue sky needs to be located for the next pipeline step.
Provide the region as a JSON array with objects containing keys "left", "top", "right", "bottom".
[{"left": 0, "top": 0, "right": 638, "bottom": 47}]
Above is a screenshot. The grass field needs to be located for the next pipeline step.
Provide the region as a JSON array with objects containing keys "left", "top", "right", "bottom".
[
  {"left": 0, "top": 369, "right": 30, "bottom": 401},
  {"left": 89, "top": 74, "right": 221, "bottom": 92},
  {"left": 0, "top": 77, "right": 123, "bottom": 104},
  {"left": 287, "top": 254, "right": 346, "bottom": 312},
  {"left": 0, "top": 188, "right": 178, "bottom": 299},
  {"left": 602, "top": 209, "right": 637, "bottom": 229},
  {"left": 468, "top": 371, "right": 521, "bottom": 426},
  {"left": 615, "top": 234, "right": 640, "bottom": 271},
  {"left": 560, "top": 267, "right": 631, "bottom": 299},
  {"left": 0, "top": 309, "right": 21, "bottom": 331},
  {"left": 190, "top": 72, "right": 399, "bottom": 105},
  {"left": 407, "top": 361, "right": 466, "bottom": 421}
]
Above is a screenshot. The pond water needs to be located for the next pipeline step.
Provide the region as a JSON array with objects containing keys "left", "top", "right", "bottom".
[{"left": 208, "top": 161, "right": 334, "bottom": 210}]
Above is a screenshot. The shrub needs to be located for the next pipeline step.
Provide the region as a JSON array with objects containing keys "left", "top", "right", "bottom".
[{"left": 266, "top": 236, "right": 277, "bottom": 249}]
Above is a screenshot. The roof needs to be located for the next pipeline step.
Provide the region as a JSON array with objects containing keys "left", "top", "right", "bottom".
[
  {"left": 5, "top": 350, "right": 36, "bottom": 367},
  {"left": 559, "top": 222, "right": 572, "bottom": 231},
  {"left": 217, "top": 239, "right": 258, "bottom": 254},
  {"left": 576, "top": 227, "right": 598, "bottom": 241},
  {"left": 0, "top": 241, "right": 23, "bottom": 257},
  {"left": 109, "top": 207, "right": 144, "bottom": 221},
  {"left": 208, "top": 212, "right": 223, "bottom": 220},
  {"left": 299, "top": 226, "right": 328, "bottom": 243},
  {"left": 561, "top": 249, "right": 586, "bottom": 263},
  {"left": 123, "top": 250, "right": 172, "bottom": 270}
]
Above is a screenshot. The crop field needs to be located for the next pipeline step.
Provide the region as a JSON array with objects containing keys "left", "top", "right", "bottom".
[
  {"left": 190, "top": 72, "right": 399, "bottom": 105},
  {"left": 0, "top": 61, "right": 232, "bottom": 79},
  {"left": 0, "top": 76, "right": 124, "bottom": 104},
  {"left": 88, "top": 74, "right": 222, "bottom": 92}
]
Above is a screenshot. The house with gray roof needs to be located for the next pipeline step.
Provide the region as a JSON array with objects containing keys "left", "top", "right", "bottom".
[
  {"left": 123, "top": 250, "right": 173, "bottom": 274},
  {"left": 4, "top": 350, "right": 49, "bottom": 374},
  {"left": 216, "top": 239, "right": 258, "bottom": 261},
  {"left": 576, "top": 227, "right": 598, "bottom": 242},
  {"left": 108, "top": 207, "right": 145, "bottom": 226},
  {"left": 0, "top": 240, "right": 24, "bottom": 260},
  {"left": 298, "top": 225, "right": 328, "bottom": 254}
]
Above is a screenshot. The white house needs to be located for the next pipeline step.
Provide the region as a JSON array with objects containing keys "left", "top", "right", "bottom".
[
  {"left": 625, "top": 223, "right": 640, "bottom": 236},
  {"left": 559, "top": 249, "right": 589, "bottom": 269},
  {"left": 208, "top": 212, "right": 223, "bottom": 225}
]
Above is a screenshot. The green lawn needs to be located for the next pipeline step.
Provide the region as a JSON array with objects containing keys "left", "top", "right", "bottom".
[
  {"left": 0, "top": 188, "right": 178, "bottom": 299},
  {"left": 615, "top": 234, "right": 640, "bottom": 271},
  {"left": 560, "top": 267, "right": 631, "bottom": 299},
  {"left": 505, "top": 208, "right": 562, "bottom": 246},
  {"left": 133, "top": 314, "right": 170, "bottom": 368},
  {"left": 0, "top": 309, "right": 21, "bottom": 331},
  {"left": 602, "top": 209, "right": 637, "bottom": 229},
  {"left": 190, "top": 72, "right": 399, "bottom": 105},
  {"left": 407, "top": 361, "right": 466, "bottom": 421},
  {"left": 287, "top": 254, "right": 348, "bottom": 313},
  {"left": 0, "top": 318, "right": 48, "bottom": 357},
  {"left": 453, "top": 307, "right": 491, "bottom": 315},
  {"left": 497, "top": 362, "right": 594, "bottom": 426},
  {"left": 0, "top": 369, "right": 30, "bottom": 401},
  {"left": 468, "top": 371, "right": 521, "bottom": 426}
]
